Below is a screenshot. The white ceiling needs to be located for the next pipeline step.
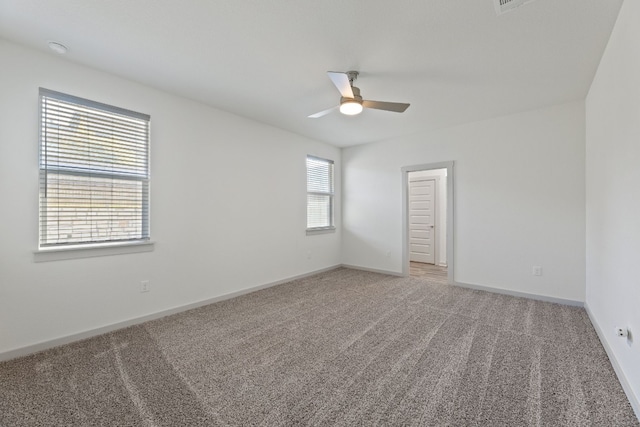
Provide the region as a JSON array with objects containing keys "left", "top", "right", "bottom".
[{"left": 0, "top": 0, "right": 623, "bottom": 147}]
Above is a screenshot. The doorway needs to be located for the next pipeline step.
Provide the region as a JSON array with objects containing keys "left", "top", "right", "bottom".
[{"left": 402, "top": 162, "right": 454, "bottom": 284}]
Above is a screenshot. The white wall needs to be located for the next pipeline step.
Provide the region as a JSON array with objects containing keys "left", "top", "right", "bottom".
[
  {"left": 342, "top": 101, "right": 586, "bottom": 302},
  {"left": 586, "top": 0, "right": 640, "bottom": 414},
  {"left": 408, "top": 169, "right": 447, "bottom": 266},
  {"left": 0, "top": 40, "right": 341, "bottom": 356}
]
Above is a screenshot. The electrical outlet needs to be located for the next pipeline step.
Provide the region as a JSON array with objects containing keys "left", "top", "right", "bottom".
[
  {"left": 140, "top": 280, "right": 150, "bottom": 293},
  {"left": 532, "top": 266, "right": 543, "bottom": 276}
]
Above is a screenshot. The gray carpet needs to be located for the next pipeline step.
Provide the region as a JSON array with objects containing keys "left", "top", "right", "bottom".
[{"left": 1, "top": 268, "right": 638, "bottom": 426}]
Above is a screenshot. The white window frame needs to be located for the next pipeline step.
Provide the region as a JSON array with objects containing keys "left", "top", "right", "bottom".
[
  {"left": 306, "top": 155, "right": 335, "bottom": 234},
  {"left": 36, "top": 88, "right": 153, "bottom": 260}
]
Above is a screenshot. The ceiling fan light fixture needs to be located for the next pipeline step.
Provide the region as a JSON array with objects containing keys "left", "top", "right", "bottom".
[{"left": 339, "top": 100, "right": 363, "bottom": 116}]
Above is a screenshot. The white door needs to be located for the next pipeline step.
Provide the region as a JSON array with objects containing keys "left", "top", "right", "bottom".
[{"left": 409, "top": 178, "right": 436, "bottom": 264}]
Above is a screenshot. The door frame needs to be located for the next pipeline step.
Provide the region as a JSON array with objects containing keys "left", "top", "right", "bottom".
[{"left": 401, "top": 161, "right": 454, "bottom": 283}]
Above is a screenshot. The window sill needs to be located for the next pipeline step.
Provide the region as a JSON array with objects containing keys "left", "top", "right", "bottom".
[
  {"left": 306, "top": 227, "right": 336, "bottom": 236},
  {"left": 34, "top": 241, "right": 155, "bottom": 263}
]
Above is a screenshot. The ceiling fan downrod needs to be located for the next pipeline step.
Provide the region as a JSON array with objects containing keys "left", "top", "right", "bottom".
[{"left": 346, "top": 70, "right": 359, "bottom": 86}]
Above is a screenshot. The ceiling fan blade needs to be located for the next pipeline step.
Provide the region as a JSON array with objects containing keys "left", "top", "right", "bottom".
[
  {"left": 362, "top": 100, "right": 410, "bottom": 113},
  {"left": 308, "top": 106, "right": 338, "bottom": 118},
  {"left": 327, "top": 71, "right": 354, "bottom": 98}
]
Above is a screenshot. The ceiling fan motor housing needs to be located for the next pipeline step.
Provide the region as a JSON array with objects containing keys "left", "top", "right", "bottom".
[{"left": 341, "top": 86, "right": 362, "bottom": 104}]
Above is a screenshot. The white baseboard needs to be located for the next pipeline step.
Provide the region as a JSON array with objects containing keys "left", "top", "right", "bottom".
[
  {"left": 454, "top": 280, "right": 584, "bottom": 307},
  {"left": 341, "top": 267, "right": 583, "bottom": 307},
  {"left": 0, "top": 265, "right": 341, "bottom": 362},
  {"left": 341, "top": 264, "right": 404, "bottom": 277},
  {"left": 585, "top": 303, "right": 640, "bottom": 421}
]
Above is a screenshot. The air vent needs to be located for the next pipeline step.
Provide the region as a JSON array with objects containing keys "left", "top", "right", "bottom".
[{"left": 494, "top": 0, "right": 534, "bottom": 15}]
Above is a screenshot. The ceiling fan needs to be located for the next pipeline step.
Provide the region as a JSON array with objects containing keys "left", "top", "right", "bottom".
[{"left": 308, "top": 71, "right": 410, "bottom": 118}]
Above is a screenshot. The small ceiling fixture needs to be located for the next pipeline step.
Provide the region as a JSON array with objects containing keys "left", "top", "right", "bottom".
[
  {"left": 48, "top": 41, "right": 68, "bottom": 54},
  {"left": 494, "top": 0, "right": 535, "bottom": 15}
]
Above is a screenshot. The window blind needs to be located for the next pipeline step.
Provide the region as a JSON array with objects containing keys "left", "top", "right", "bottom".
[
  {"left": 306, "top": 156, "right": 334, "bottom": 229},
  {"left": 39, "top": 89, "right": 150, "bottom": 248}
]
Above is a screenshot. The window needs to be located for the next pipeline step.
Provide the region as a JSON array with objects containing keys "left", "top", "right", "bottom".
[
  {"left": 39, "top": 89, "right": 150, "bottom": 249},
  {"left": 306, "top": 155, "right": 334, "bottom": 231}
]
